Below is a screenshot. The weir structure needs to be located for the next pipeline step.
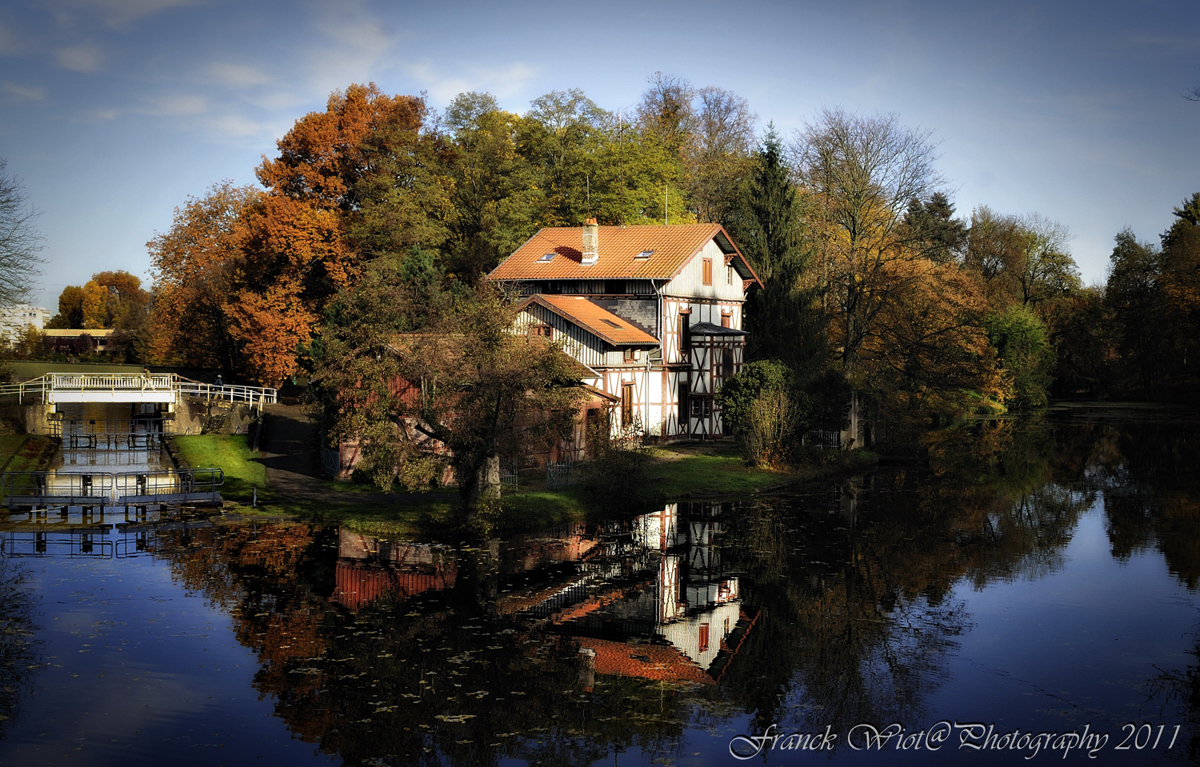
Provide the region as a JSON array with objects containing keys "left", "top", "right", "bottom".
[{"left": 0, "top": 372, "right": 268, "bottom": 510}]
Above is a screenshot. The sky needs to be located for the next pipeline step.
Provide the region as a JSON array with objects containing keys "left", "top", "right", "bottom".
[{"left": 1, "top": 0, "right": 1197, "bottom": 311}]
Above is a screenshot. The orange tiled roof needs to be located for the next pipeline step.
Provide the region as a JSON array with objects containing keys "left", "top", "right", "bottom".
[
  {"left": 578, "top": 638, "right": 715, "bottom": 685},
  {"left": 521, "top": 295, "right": 659, "bottom": 346},
  {"left": 490, "top": 223, "right": 760, "bottom": 286}
]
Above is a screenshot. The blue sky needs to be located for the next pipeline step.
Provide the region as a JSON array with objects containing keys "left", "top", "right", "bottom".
[{"left": 1, "top": 0, "right": 1197, "bottom": 310}]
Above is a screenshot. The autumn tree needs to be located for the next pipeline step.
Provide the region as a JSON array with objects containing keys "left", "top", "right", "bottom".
[
  {"left": 148, "top": 181, "right": 261, "bottom": 373},
  {"left": 685, "top": 86, "right": 757, "bottom": 225},
  {"left": 311, "top": 264, "right": 585, "bottom": 526},
  {"left": 792, "top": 108, "right": 945, "bottom": 375},
  {"left": 0, "top": 159, "right": 42, "bottom": 308}
]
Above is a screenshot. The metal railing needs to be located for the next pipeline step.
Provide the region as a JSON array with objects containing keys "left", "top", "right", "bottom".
[
  {"left": 113, "top": 469, "right": 223, "bottom": 498},
  {"left": 0, "top": 373, "right": 277, "bottom": 406},
  {"left": 1, "top": 469, "right": 223, "bottom": 506},
  {"left": 1, "top": 471, "right": 115, "bottom": 503}
]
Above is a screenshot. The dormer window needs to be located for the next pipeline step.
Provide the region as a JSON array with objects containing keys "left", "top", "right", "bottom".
[
  {"left": 537, "top": 252, "right": 556, "bottom": 263},
  {"left": 624, "top": 348, "right": 639, "bottom": 362}
]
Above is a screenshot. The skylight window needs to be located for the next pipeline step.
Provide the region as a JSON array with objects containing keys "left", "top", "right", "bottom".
[
  {"left": 601, "top": 319, "right": 622, "bottom": 329},
  {"left": 635, "top": 249, "right": 654, "bottom": 259},
  {"left": 537, "top": 252, "right": 556, "bottom": 262}
]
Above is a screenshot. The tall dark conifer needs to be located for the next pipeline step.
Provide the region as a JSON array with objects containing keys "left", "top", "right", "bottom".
[{"left": 731, "top": 126, "right": 824, "bottom": 370}]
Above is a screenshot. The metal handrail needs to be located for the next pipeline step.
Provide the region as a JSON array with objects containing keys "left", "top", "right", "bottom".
[
  {"left": 0, "top": 373, "right": 277, "bottom": 405},
  {"left": 0, "top": 471, "right": 116, "bottom": 499}
]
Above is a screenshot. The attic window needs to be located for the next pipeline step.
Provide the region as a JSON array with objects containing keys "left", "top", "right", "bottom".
[
  {"left": 537, "top": 252, "right": 556, "bottom": 263},
  {"left": 601, "top": 319, "right": 622, "bottom": 329},
  {"left": 635, "top": 249, "right": 654, "bottom": 259}
]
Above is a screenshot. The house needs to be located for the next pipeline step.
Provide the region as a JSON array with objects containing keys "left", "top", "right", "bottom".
[{"left": 489, "top": 220, "right": 760, "bottom": 441}]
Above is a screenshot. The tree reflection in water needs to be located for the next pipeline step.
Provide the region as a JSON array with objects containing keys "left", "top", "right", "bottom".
[
  {"left": 147, "top": 411, "right": 1200, "bottom": 765},
  {"left": 0, "top": 558, "right": 40, "bottom": 736}
]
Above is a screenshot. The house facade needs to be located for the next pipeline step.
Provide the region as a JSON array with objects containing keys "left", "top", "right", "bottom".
[{"left": 490, "top": 221, "right": 760, "bottom": 443}]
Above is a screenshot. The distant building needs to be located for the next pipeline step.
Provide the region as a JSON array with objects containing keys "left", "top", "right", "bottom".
[
  {"left": 0, "top": 304, "right": 51, "bottom": 345},
  {"left": 42, "top": 328, "right": 116, "bottom": 355}
]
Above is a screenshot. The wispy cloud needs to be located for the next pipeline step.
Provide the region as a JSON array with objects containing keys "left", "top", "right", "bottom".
[
  {"left": 0, "top": 21, "right": 27, "bottom": 56},
  {"left": 53, "top": 0, "right": 199, "bottom": 30},
  {"left": 408, "top": 61, "right": 540, "bottom": 104},
  {"left": 2, "top": 82, "right": 45, "bottom": 100},
  {"left": 140, "top": 93, "right": 206, "bottom": 116},
  {"left": 305, "top": 1, "right": 395, "bottom": 97},
  {"left": 209, "top": 62, "right": 271, "bottom": 89},
  {"left": 55, "top": 41, "right": 104, "bottom": 72}
]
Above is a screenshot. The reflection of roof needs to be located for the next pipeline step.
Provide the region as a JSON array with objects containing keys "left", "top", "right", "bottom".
[
  {"left": 331, "top": 560, "right": 457, "bottom": 612},
  {"left": 491, "top": 224, "right": 760, "bottom": 286},
  {"left": 690, "top": 322, "right": 748, "bottom": 337},
  {"left": 521, "top": 295, "right": 659, "bottom": 346},
  {"left": 578, "top": 638, "right": 716, "bottom": 685}
]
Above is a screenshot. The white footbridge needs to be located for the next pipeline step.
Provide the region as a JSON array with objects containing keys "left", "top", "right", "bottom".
[{"left": 0, "top": 373, "right": 277, "bottom": 406}]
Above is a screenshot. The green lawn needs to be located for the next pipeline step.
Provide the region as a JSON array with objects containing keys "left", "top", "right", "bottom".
[
  {"left": 171, "top": 434, "right": 268, "bottom": 504},
  {"left": 180, "top": 434, "right": 875, "bottom": 539}
]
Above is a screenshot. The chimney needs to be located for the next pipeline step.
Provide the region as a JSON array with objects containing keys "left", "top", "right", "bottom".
[{"left": 581, "top": 218, "right": 599, "bottom": 266}]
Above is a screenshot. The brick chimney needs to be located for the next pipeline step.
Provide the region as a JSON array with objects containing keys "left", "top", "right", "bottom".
[{"left": 581, "top": 218, "right": 599, "bottom": 266}]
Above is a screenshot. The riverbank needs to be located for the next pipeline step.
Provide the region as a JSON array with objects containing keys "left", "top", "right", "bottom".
[
  {"left": 0, "top": 434, "right": 57, "bottom": 473},
  {"left": 179, "top": 421, "right": 877, "bottom": 538}
]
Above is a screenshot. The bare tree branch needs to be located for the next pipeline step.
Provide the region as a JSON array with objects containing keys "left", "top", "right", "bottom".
[{"left": 0, "top": 159, "right": 44, "bottom": 308}]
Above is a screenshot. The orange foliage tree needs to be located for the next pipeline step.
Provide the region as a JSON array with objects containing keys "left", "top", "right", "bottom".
[{"left": 148, "top": 181, "right": 261, "bottom": 372}]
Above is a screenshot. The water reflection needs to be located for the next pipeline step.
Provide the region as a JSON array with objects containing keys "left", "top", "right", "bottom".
[
  {"left": 4, "top": 409, "right": 1200, "bottom": 764},
  {"left": 0, "top": 558, "right": 40, "bottom": 737}
]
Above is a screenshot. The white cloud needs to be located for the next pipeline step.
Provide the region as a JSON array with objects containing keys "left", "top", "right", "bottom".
[
  {"left": 140, "top": 94, "right": 207, "bottom": 116},
  {"left": 0, "top": 21, "right": 25, "bottom": 55},
  {"left": 407, "top": 61, "right": 540, "bottom": 104},
  {"left": 55, "top": 41, "right": 104, "bottom": 72},
  {"left": 209, "top": 62, "right": 271, "bottom": 89},
  {"left": 73, "top": 107, "right": 120, "bottom": 123},
  {"left": 53, "top": 0, "right": 199, "bottom": 30},
  {"left": 2, "top": 82, "right": 46, "bottom": 100},
  {"left": 304, "top": 1, "right": 396, "bottom": 97},
  {"left": 205, "top": 113, "right": 275, "bottom": 139}
]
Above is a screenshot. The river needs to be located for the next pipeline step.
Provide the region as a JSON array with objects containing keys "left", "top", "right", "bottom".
[{"left": 0, "top": 405, "right": 1197, "bottom": 765}]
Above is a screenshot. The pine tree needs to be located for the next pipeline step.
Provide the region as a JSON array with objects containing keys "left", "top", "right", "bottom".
[{"left": 730, "top": 126, "right": 824, "bottom": 370}]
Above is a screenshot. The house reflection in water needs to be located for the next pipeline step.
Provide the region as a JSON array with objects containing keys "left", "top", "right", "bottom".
[
  {"left": 331, "top": 531, "right": 458, "bottom": 612},
  {"left": 330, "top": 503, "right": 756, "bottom": 686},
  {"left": 500, "top": 502, "right": 756, "bottom": 688}
]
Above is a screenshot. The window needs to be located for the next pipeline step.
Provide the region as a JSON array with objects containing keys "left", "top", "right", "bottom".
[
  {"left": 621, "top": 383, "right": 635, "bottom": 427},
  {"left": 727, "top": 264, "right": 733, "bottom": 285},
  {"left": 624, "top": 347, "right": 639, "bottom": 363},
  {"left": 537, "top": 252, "right": 556, "bottom": 262},
  {"left": 529, "top": 324, "right": 552, "bottom": 338},
  {"left": 722, "top": 348, "right": 733, "bottom": 379},
  {"left": 635, "top": 249, "right": 654, "bottom": 259},
  {"left": 690, "top": 396, "right": 711, "bottom": 419},
  {"left": 601, "top": 319, "right": 622, "bottom": 329},
  {"left": 678, "top": 383, "right": 689, "bottom": 428},
  {"left": 699, "top": 623, "right": 710, "bottom": 653},
  {"left": 679, "top": 311, "right": 691, "bottom": 354},
  {"left": 701, "top": 258, "right": 712, "bottom": 286}
]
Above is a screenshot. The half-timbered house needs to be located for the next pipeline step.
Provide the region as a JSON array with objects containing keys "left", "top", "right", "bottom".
[{"left": 490, "top": 220, "right": 760, "bottom": 441}]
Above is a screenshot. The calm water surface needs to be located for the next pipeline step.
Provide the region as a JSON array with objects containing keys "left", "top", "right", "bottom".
[{"left": 1, "top": 408, "right": 1199, "bottom": 766}]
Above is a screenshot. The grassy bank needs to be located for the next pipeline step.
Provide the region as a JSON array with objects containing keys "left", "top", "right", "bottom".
[
  {"left": 171, "top": 434, "right": 269, "bottom": 504},
  {"left": 0, "top": 434, "right": 57, "bottom": 473},
  {"left": 188, "top": 433, "right": 876, "bottom": 538}
]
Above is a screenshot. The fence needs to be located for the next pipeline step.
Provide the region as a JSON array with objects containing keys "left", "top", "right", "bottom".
[
  {"left": 803, "top": 428, "right": 842, "bottom": 450},
  {"left": 546, "top": 459, "right": 572, "bottom": 490}
]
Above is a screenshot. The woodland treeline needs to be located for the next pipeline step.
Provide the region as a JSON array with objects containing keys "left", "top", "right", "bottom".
[{"left": 17, "top": 75, "right": 1200, "bottom": 443}]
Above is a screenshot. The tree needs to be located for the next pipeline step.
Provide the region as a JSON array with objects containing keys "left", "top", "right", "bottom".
[
  {"left": 715, "top": 360, "right": 806, "bottom": 467},
  {"left": 1014, "top": 213, "right": 1080, "bottom": 310},
  {"left": 312, "top": 270, "right": 586, "bottom": 526},
  {"left": 792, "top": 108, "right": 945, "bottom": 374},
  {"left": 903, "top": 192, "right": 966, "bottom": 265},
  {"left": 148, "top": 181, "right": 261, "bottom": 373},
  {"left": 984, "top": 304, "right": 1055, "bottom": 409},
  {"left": 731, "top": 126, "right": 823, "bottom": 369},
  {"left": 685, "top": 86, "right": 756, "bottom": 225},
  {"left": 0, "top": 159, "right": 42, "bottom": 308}
]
